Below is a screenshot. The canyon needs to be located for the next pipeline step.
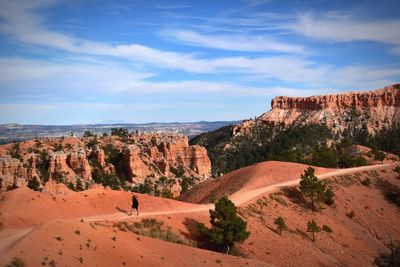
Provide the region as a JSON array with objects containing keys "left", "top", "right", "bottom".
[{"left": 0, "top": 133, "right": 211, "bottom": 196}]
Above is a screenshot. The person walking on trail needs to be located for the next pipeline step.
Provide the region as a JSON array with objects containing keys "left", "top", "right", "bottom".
[{"left": 130, "top": 194, "right": 139, "bottom": 216}]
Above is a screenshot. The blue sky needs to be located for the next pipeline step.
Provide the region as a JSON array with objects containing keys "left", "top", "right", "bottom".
[{"left": 0, "top": 0, "right": 399, "bottom": 125}]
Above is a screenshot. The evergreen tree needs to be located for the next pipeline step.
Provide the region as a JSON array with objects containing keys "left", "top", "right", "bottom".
[
  {"left": 197, "top": 196, "right": 250, "bottom": 254},
  {"left": 9, "top": 142, "right": 22, "bottom": 160},
  {"left": 27, "top": 176, "right": 40, "bottom": 191},
  {"left": 307, "top": 219, "right": 321, "bottom": 242},
  {"left": 300, "top": 167, "right": 326, "bottom": 211},
  {"left": 274, "top": 216, "right": 287, "bottom": 235}
]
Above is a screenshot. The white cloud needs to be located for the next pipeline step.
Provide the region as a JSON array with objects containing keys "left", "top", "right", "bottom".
[
  {"left": 0, "top": 1, "right": 399, "bottom": 102},
  {"left": 161, "top": 29, "right": 304, "bottom": 53},
  {"left": 289, "top": 13, "right": 400, "bottom": 45},
  {"left": 0, "top": 0, "right": 318, "bottom": 78}
]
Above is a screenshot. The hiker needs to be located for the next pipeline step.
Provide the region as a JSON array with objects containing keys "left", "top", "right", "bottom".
[{"left": 130, "top": 194, "right": 139, "bottom": 216}]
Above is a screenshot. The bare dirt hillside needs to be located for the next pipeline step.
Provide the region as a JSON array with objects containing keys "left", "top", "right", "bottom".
[
  {"left": 1, "top": 161, "right": 399, "bottom": 266},
  {"left": 179, "top": 161, "right": 334, "bottom": 204}
]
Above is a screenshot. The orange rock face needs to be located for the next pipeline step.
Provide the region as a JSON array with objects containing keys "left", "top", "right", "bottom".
[
  {"left": 0, "top": 134, "right": 212, "bottom": 194},
  {"left": 235, "top": 84, "right": 400, "bottom": 135},
  {"left": 0, "top": 156, "right": 27, "bottom": 189},
  {"left": 66, "top": 148, "right": 92, "bottom": 181},
  {"left": 123, "top": 136, "right": 211, "bottom": 183}
]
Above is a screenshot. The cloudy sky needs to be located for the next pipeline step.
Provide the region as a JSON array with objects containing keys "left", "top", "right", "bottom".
[{"left": 0, "top": 0, "right": 399, "bottom": 125}]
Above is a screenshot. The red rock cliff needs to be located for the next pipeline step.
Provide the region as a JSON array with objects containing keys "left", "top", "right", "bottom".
[{"left": 234, "top": 84, "right": 400, "bottom": 135}]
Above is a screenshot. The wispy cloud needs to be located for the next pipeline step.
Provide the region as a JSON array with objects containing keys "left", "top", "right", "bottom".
[
  {"left": 161, "top": 29, "right": 304, "bottom": 53},
  {"left": 288, "top": 12, "right": 400, "bottom": 45}
]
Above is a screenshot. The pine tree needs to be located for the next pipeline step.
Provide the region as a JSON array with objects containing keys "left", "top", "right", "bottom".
[
  {"left": 197, "top": 196, "right": 250, "bottom": 254},
  {"left": 307, "top": 219, "right": 321, "bottom": 242},
  {"left": 274, "top": 216, "right": 287, "bottom": 235},
  {"left": 300, "top": 167, "right": 325, "bottom": 211}
]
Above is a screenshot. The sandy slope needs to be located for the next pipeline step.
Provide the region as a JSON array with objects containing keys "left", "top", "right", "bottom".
[{"left": 0, "top": 162, "right": 398, "bottom": 266}]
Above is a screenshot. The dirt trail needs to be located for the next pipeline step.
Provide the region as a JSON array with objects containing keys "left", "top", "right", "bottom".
[
  {"left": 0, "top": 163, "right": 394, "bottom": 256},
  {"left": 230, "top": 163, "right": 393, "bottom": 205}
]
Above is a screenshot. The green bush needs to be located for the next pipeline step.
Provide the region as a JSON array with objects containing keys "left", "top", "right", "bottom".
[
  {"left": 274, "top": 216, "right": 287, "bottom": 235},
  {"left": 375, "top": 240, "right": 400, "bottom": 267},
  {"left": 307, "top": 220, "right": 321, "bottom": 242},
  {"left": 92, "top": 167, "right": 121, "bottom": 190},
  {"left": 37, "top": 150, "right": 50, "bottom": 183},
  {"left": 324, "top": 187, "right": 335, "bottom": 206},
  {"left": 180, "top": 176, "right": 195, "bottom": 194},
  {"left": 83, "top": 131, "right": 94, "bottom": 137},
  {"left": 377, "top": 179, "right": 400, "bottom": 207},
  {"left": 111, "top": 128, "right": 129, "bottom": 138},
  {"left": 9, "top": 142, "right": 22, "bottom": 160},
  {"left": 322, "top": 224, "right": 332, "bottom": 233},
  {"left": 361, "top": 178, "right": 371, "bottom": 186},
  {"left": 4, "top": 257, "right": 25, "bottom": 267},
  {"left": 346, "top": 211, "right": 355, "bottom": 219},
  {"left": 394, "top": 166, "right": 400, "bottom": 174},
  {"left": 27, "top": 176, "right": 40, "bottom": 191}
]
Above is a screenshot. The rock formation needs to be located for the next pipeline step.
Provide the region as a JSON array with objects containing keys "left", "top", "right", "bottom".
[
  {"left": 0, "top": 133, "right": 212, "bottom": 194},
  {"left": 66, "top": 148, "right": 92, "bottom": 181},
  {"left": 234, "top": 84, "right": 400, "bottom": 135}
]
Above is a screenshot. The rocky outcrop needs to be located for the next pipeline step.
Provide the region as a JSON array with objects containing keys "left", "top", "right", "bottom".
[
  {"left": 90, "top": 146, "right": 106, "bottom": 167},
  {"left": 43, "top": 180, "right": 73, "bottom": 195},
  {"left": 123, "top": 136, "right": 212, "bottom": 184},
  {"left": 234, "top": 84, "right": 400, "bottom": 135},
  {"left": 0, "top": 133, "right": 212, "bottom": 194},
  {"left": 48, "top": 151, "right": 75, "bottom": 181},
  {"left": 67, "top": 148, "right": 92, "bottom": 181},
  {"left": 0, "top": 156, "right": 27, "bottom": 189},
  {"left": 123, "top": 145, "right": 153, "bottom": 183}
]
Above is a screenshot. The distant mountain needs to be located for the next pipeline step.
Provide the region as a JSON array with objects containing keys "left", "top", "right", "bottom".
[
  {"left": 98, "top": 120, "right": 130, "bottom": 124},
  {"left": 0, "top": 121, "right": 238, "bottom": 144}
]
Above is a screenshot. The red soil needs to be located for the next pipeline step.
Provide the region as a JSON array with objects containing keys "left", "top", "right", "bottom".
[{"left": 1, "top": 161, "right": 399, "bottom": 266}]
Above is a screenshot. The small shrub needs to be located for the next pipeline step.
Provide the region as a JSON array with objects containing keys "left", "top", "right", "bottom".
[
  {"left": 394, "top": 166, "right": 400, "bottom": 174},
  {"left": 361, "top": 178, "right": 371, "bottom": 186},
  {"left": 76, "top": 178, "right": 84, "bottom": 192},
  {"left": 374, "top": 240, "right": 400, "bottom": 267},
  {"left": 346, "top": 211, "right": 355, "bottom": 219},
  {"left": 282, "top": 187, "right": 306, "bottom": 205},
  {"left": 377, "top": 179, "right": 400, "bottom": 207},
  {"left": 274, "top": 216, "right": 287, "bottom": 235},
  {"left": 27, "top": 176, "right": 41, "bottom": 191},
  {"left": 324, "top": 187, "right": 335, "bottom": 206},
  {"left": 307, "top": 220, "right": 321, "bottom": 242},
  {"left": 322, "top": 224, "right": 332, "bottom": 233},
  {"left": 52, "top": 143, "right": 63, "bottom": 152},
  {"left": 4, "top": 257, "right": 25, "bottom": 267},
  {"left": 75, "top": 230, "right": 80, "bottom": 235},
  {"left": 9, "top": 142, "right": 22, "bottom": 160},
  {"left": 55, "top": 236, "right": 63, "bottom": 241},
  {"left": 270, "top": 193, "right": 288, "bottom": 207}
]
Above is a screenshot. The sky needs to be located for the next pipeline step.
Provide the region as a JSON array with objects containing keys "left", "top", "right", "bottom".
[{"left": 0, "top": 0, "right": 399, "bottom": 125}]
